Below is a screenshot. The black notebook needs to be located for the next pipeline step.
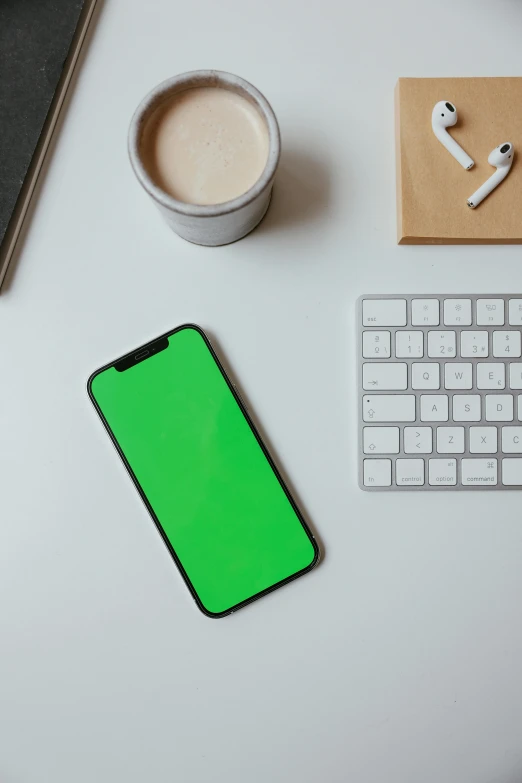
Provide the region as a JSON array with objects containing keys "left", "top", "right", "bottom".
[{"left": 0, "top": 0, "right": 97, "bottom": 288}]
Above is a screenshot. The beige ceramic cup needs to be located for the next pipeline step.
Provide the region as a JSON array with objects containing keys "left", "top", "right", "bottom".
[{"left": 128, "top": 70, "right": 281, "bottom": 246}]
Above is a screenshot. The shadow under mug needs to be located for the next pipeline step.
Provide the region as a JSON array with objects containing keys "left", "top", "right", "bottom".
[{"left": 128, "top": 70, "right": 281, "bottom": 246}]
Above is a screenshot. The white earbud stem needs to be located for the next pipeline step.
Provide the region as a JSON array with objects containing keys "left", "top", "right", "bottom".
[
  {"left": 432, "top": 101, "right": 475, "bottom": 170},
  {"left": 467, "top": 143, "right": 514, "bottom": 208}
]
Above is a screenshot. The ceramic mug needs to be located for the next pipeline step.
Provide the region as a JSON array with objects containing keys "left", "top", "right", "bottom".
[{"left": 128, "top": 70, "right": 281, "bottom": 246}]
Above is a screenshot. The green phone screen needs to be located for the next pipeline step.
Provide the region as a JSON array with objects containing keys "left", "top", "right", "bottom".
[{"left": 88, "top": 325, "right": 318, "bottom": 617}]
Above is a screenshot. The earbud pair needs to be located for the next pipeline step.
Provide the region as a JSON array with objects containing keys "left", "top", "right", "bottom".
[{"left": 431, "top": 101, "right": 514, "bottom": 208}]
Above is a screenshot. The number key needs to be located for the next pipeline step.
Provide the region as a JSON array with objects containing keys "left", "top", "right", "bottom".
[
  {"left": 493, "top": 330, "right": 521, "bottom": 358},
  {"left": 395, "top": 331, "right": 423, "bottom": 358},
  {"left": 461, "top": 330, "right": 488, "bottom": 357},
  {"left": 428, "top": 331, "right": 456, "bottom": 358}
]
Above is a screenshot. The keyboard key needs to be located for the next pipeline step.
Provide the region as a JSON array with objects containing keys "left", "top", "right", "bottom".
[
  {"left": 485, "top": 394, "right": 513, "bottom": 422},
  {"left": 411, "top": 299, "right": 440, "bottom": 326},
  {"left": 509, "top": 363, "right": 522, "bottom": 389},
  {"left": 437, "top": 426, "right": 465, "bottom": 454},
  {"left": 443, "top": 298, "right": 472, "bottom": 326},
  {"left": 493, "top": 330, "right": 522, "bottom": 358},
  {"left": 362, "top": 331, "right": 391, "bottom": 359},
  {"left": 395, "top": 331, "right": 423, "bottom": 358},
  {"left": 363, "top": 395, "right": 415, "bottom": 422},
  {"left": 444, "top": 362, "right": 472, "bottom": 390},
  {"left": 502, "top": 458, "right": 522, "bottom": 485},
  {"left": 404, "top": 427, "right": 433, "bottom": 454},
  {"left": 363, "top": 459, "right": 392, "bottom": 487},
  {"left": 501, "top": 427, "right": 522, "bottom": 453},
  {"left": 477, "top": 363, "right": 505, "bottom": 390},
  {"left": 396, "top": 459, "right": 425, "bottom": 486},
  {"left": 428, "top": 331, "right": 456, "bottom": 358},
  {"left": 476, "top": 298, "right": 504, "bottom": 326},
  {"left": 508, "top": 299, "right": 522, "bottom": 326},
  {"left": 428, "top": 458, "right": 457, "bottom": 486},
  {"left": 362, "top": 299, "right": 406, "bottom": 327},
  {"left": 412, "top": 363, "right": 440, "bottom": 390},
  {"left": 420, "top": 394, "right": 449, "bottom": 422},
  {"left": 519, "top": 396, "right": 522, "bottom": 421},
  {"left": 363, "top": 427, "right": 400, "bottom": 454},
  {"left": 452, "top": 394, "right": 481, "bottom": 421},
  {"left": 469, "top": 426, "right": 498, "bottom": 454},
  {"left": 461, "top": 330, "right": 488, "bottom": 358},
  {"left": 461, "top": 458, "right": 497, "bottom": 486},
  {"left": 362, "top": 363, "right": 407, "bottom": 390}
]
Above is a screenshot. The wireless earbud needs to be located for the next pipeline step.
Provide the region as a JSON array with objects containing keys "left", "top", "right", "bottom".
[
  {"left": 432, "top": 101, "right": 474, "bottom": 170},
  {"left": 467, "top": 142, "right": 514, "bottom": 208}
]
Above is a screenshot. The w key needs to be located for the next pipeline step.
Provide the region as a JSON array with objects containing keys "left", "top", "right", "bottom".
[{"left": 362, "top": 363, "right": 407, "bottom": 390}]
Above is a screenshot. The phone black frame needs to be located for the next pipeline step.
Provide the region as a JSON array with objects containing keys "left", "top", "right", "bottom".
[{"left": 87, "top": 324, "right": 319, "bottom": 618}]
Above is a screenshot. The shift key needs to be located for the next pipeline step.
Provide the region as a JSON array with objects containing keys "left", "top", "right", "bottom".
[{"left": 363, "top": 395, "right": 416, "bottom": 422}]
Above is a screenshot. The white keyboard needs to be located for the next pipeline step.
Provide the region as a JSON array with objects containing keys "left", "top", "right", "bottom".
[{"left": 359, "top": 295, "right": 522, "bottom": 490}]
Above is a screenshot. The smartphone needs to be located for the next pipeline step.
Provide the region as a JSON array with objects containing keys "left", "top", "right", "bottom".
[{"left": 88, "top": 325, "right": 319, "bottom": 617}]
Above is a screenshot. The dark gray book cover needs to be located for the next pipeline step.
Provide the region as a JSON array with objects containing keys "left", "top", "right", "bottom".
[{"left": 0, "top": 0, "right": 88, "bottom": 260}]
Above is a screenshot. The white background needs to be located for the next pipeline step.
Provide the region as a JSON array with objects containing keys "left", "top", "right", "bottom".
[{"left": 2, "top": 1, "right": 522, "bottom": 781}]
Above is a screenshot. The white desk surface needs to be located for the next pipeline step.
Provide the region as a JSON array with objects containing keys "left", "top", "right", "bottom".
[{"left": 2, "top": 1, "right": 522, "bottom": 781}]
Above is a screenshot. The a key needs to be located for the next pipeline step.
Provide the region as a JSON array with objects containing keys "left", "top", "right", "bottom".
[
  {"left": 443, "top": 298, "right": 472, "bottom": 326},
  {"left": 485, "top": 394, "right": 513, "bottom": 422},
  {"left": 362, "top": 363, "right": 407, "bottom": 390},
  {"left": 519, "top": 396, "right": 522, "bottom": 421},
  {"left": 428, "top": 331, "right": 456, "bottom": 358},
  {"left": 411, "top": 363, "right": 440, "bottom": 390},
  {"left": 395, "top": 331, "right": 423, "bottom": 358},
  {"left": 363, "top": 427, "right": 400, "bottom": 454},
  {"left": 404, "top": 427, "right": 433, "bottom": 454},
  {"left": 362, "top": 299, "right": 407, "bottom": 327},
  {"left": 509, "top": 363, "right": 522, "bottom": 390},
  {"left": 362, "top": 395, "right": 415, "bottom": 422},
  {"left": 362, "top": 331, "right": 391, "bottom": 359},
  {"left": 411, "top": 299, "right": 440, "bottom": 326},
  {"left": 444, "top": 362, "right": 472, "bottom": 390},
  {"left": 460, "top": 331, "right": 488, "bottom": 358},
  {"left": 508, "top": 299, "right": 522, "bottom": 326},
  {"left": 452, "top": 394, "right": 481, "bottom": 422},
  {"left": 493, "top": 330, "right": 522, "bottom": 358},
  {"left": 363, "top": 459, "right": 392, "bottom": 487},
  {"left": 428, "top": 458, "right": 457, "bottom": 486},
  {"left": 502, "top": 458, "right": 522, "bottom": 485},
  {"left": 420, "top": 394, "right": 449, "bottom": 422},
  {"left": 476, "top": 299, "right": 505, "bottom": 326},
  {"left": 469, "top": 426, "right": 498, "bottom": 454},
  {"left": 396, "top": 459, "right": 425, "bottom": 486},
  {"left": 501, "top": 427, "right": 522, "bottom": 453},
  {"left": 477, "top": 363, "right": 505, "bottom": 390},
  {"left": 461, "top": 458, "right": 497, "bottom": 486},
  {"left": 436, "top": 426, "right": 465, "bottom": 454}
]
